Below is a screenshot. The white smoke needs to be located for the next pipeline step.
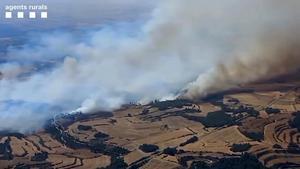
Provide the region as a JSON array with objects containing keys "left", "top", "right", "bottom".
[{"left": 0, "top": 0, "right": 300, "bottom": 132}]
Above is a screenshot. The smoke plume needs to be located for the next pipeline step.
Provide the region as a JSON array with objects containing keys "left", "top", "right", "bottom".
[
  {"left": 0, "top": 0, "right": 300, "bottom": 132},
  {"left": 183, "top": 27, "right": 300, "bottom": 98}
]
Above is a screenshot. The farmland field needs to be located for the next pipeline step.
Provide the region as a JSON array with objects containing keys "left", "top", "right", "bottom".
[{"left": 1, "top": 78, "right": 300, "bottom": 169}]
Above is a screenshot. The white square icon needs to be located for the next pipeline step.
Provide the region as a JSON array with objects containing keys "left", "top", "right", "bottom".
[
  {"left": 41, "top": 12, "right": 47, "bottom": 18},
  {"left": 5, "top": 12, "right": 12, "bottom": 19},
  {"left": 17, "top": 12, "right": 24, "bottom": 18},
  {"left": 29, "top": 12, "right": 36, "bottom": 19}
]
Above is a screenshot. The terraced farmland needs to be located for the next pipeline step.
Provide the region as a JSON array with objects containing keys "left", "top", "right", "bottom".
[{"left": 0, "top": 80, "right": 300, "bottom": 168}]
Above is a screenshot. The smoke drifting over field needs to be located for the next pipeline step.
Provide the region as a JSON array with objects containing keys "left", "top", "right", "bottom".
[
  {"left": 183, "top": 26, "right": 300, "bottom": 99},
  {"left": 1, "top": 0, "right": 300, "bottom": 132}
]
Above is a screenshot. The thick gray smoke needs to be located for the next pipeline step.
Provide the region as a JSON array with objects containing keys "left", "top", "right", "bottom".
[
  {"left": 180, "top": 0, "right": 300, "bottom": 99},
  {"left": 183, "top": 28, "right": 300, "bottom": 98},
  {"left": 0, "top": 0, "right": 300, "bottom": 132}
]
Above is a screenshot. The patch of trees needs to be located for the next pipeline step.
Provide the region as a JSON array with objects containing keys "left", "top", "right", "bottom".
[
  {"left": 53, "top": 111, "right": 113, "bottom": 129},
  {"left": 140, "top": 109, "right": 149, "bottom": 115},
  {"left": 109, "top": 119, "right": 117, "bottom": 124},
  {"left": 189, "top": 161, "right": 210, "bottom": 169},
  {"left": 241, "top": 131, "right": 264, "bottom": 141},
  {"left": 244, "top": 108, "right": 260, "bottom": 117},
  {"left": 102, "top": 156, "right": 128, "bottom": 169},
  {"left": 197, "top": 111, "right": 235, "bottom": 128},
  {"left": 14, "top": 164, "right": 30, "bottom": 169},
  {"left": 77, "top": 125, "right": 92, "bottom": 131},
  {"left": 178, "top": 155, "right": 216, "bottom": 167},
  {"left": 180, "top": 136, "right": 198, "bottom": 147},
  {"left": 178, "top": 156, "right": 197, "bottom": 167},
  {"left": 189, "top": 153, "right": 266, "bottom": 169},
  {"left": 230, "top": 143, "right": 252, "bottom": 152},
  {"left": 271, "top": 162, "right": 300, "bottom": 169},
  {"left": 272, "top": 144, "right": 282, "bottom": 149},
  {"left": 227, "top": 98, "right": 240, "bottom": 103},
  {"left": 163, "top": 147, "right": 177, "bottom": 156},
  {"left": 202, "top": 93, "right": 224, "bottom": 103},
  {"left": 211, "top": 99, "right": 259, "bottom": 117},
  {"left": 31, "top": 152, "right": 48, "bottom": 161},
  {"left": 150, "top": 99, "right": 193, "bottom": 111},
  {"left": 290, "top": 111, "right": 300, "bottom": 131},
  {"left": 221, "top": 104, "right": 259, "bottom": 117},
  {"left": 127, "top": 156, "right": 151, "bottom": 169},
  {"left": 142, "top": 108, "right": 199, "bottom": 123},
  {"left": 45, "top": 124, "right": 87, "bottom": 149},
  {"left": 15, "top": 162, "right": 52, "bottom": 169},
  {"left": 0, "top": 132, "right": 24, "bottom": 139},
  {"left": 288, "top": 143, "right": 300, "bottom": 150},
  {"left": 46, "top": 122, "right": 130, "bottom": 159},
  {"left": 139, "top": 144, "right": 159, "bottom": 153},
  {"left": 89, "top": 139, "right": 129, "bottom": 157},
  {"left": 274, "top": 148, "right": 300, "bottom": 154},
  {"left": 256, "top": 150, "right": 273, "bottom": 159},
  {"left": 94, "top": 132, "right": 109, "bottom": 140},
  {"left": 265, "top": 107, "right": 281, "bottom": 114},
  {"left": 0, "top": 139, "right": 13, "bottom": 160}
]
